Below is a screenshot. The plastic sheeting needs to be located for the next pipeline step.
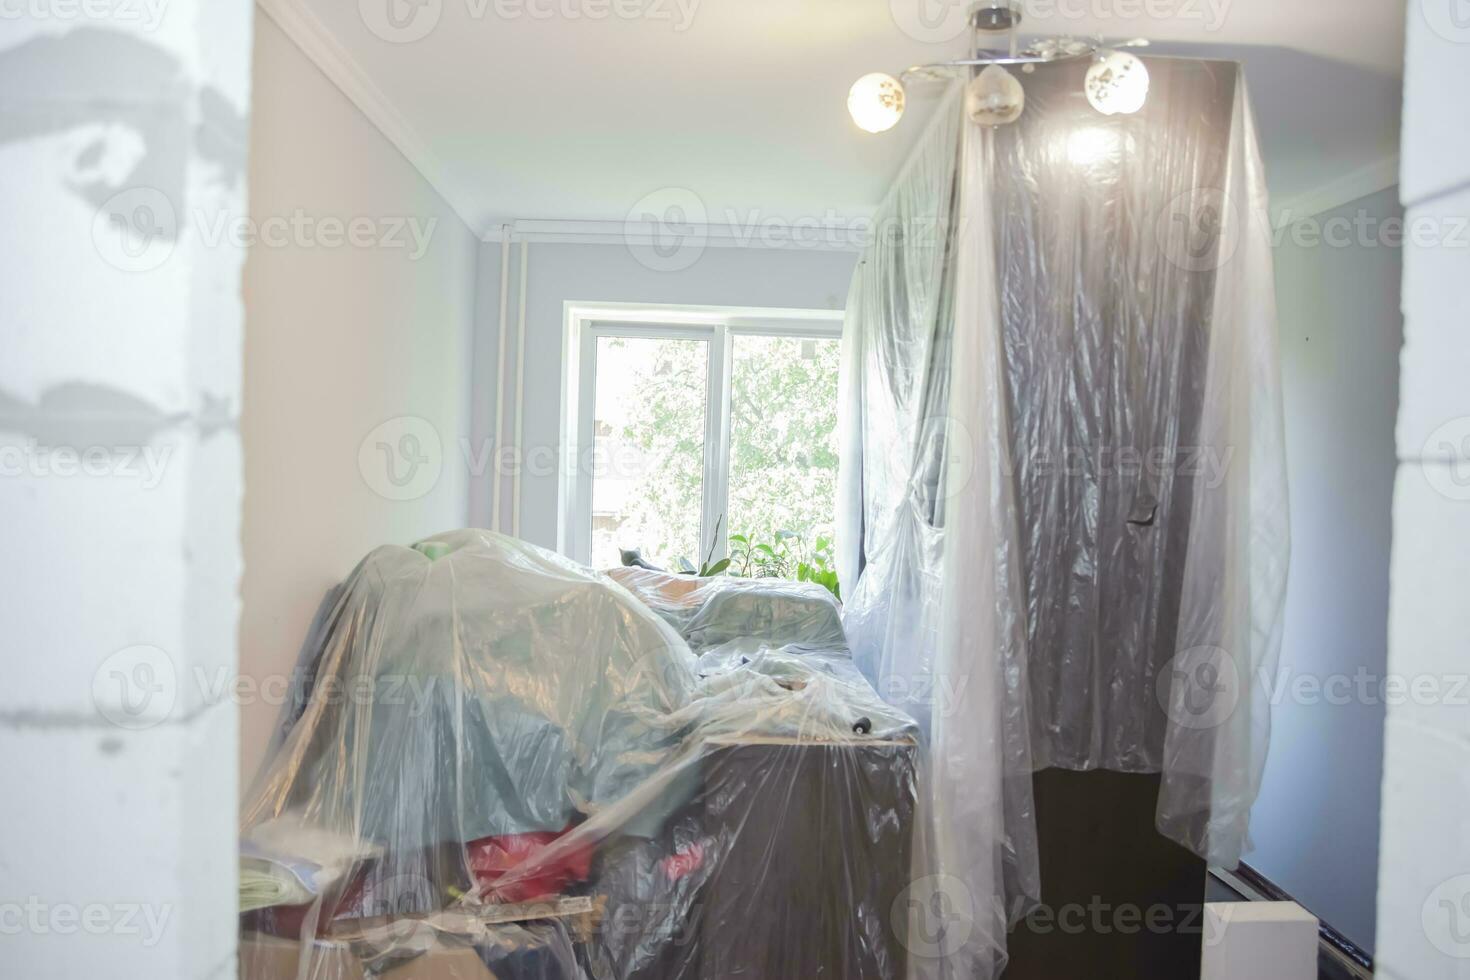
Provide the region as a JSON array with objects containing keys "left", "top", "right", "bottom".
[
  {"left": 240, "top": 530, "right": 921, "bottom": 979},
  {"left": 838, "top": 56, "right": 1288, "bottom": 978}
]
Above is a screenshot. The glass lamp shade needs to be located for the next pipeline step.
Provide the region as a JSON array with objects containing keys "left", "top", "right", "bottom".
[
  {"left": 1084, "top": 50, "right": 1149, "bottom": 115},
  {"left": 965, "top": 64, "right": 1025, "bottom": 126},
  {"left": 848, "top": 73, "right": 906, "bottom": 133}
]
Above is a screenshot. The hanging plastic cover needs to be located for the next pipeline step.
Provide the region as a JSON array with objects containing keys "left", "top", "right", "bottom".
[
  {"left": 838, "top": 57, "right": 1287, "bottom": 978},
  {"left": 838, "top": 81, "right": 1041, "bottom": 980},
  {"left": 1155, "top": 74, "right": 1289, "bottom": 866},
  {"left": 239, "top": 529, "right": 922, "bottom": 979}
]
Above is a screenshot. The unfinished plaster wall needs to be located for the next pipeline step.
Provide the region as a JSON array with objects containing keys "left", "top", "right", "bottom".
[
  {"left": 1375, "top": 4, "right": 1470, "bottom": 977},
  {"left": 0, "top": 4, "right": 251, "bottom": 976}
]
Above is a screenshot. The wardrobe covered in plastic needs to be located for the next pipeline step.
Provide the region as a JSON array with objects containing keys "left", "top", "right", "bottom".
[{"left": 836, "top": 55, "right": 1289, "bottom": 979}]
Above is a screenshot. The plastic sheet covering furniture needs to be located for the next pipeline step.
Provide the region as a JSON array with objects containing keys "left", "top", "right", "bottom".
[
  {"left": 837, "top": 56, "right": 1288, "bottom": 979},
  {"left": 239, "top": 530, "right": 919, "bottom": 979}
]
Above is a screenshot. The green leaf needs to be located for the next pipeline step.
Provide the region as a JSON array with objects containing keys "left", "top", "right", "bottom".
[
  {"left": 702, "top": 558, "right": 731, "bottom": 577},
  {"left": 808, "top": 569, "right": 841, "bottom": 601}
]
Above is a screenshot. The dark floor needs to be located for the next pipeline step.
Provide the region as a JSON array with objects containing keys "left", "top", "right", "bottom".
[{"left": 1205, "top": 874, "right": 1364, "bottom": 980}]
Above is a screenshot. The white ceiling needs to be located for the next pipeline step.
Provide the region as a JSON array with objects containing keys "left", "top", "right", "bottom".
[{"left": 267, "top": 0, "right": 1406, "bottom": 237}]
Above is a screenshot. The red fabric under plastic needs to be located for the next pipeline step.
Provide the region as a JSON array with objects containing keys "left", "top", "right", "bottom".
[{"left": 467, "top": 828, "right": 593, "bottom": 902}]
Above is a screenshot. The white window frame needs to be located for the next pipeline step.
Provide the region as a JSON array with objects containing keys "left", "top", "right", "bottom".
[{"left": 559, "top": 301, "right": 844, "bottom": 567}]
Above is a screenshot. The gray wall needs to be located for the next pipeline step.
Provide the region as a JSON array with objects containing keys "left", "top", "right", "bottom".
[{"left": 1247, "top": 186, "right": 1403, "bottom": 952}]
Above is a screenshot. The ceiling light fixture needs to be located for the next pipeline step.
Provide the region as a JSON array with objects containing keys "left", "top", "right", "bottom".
[{"left": 849, "top": 3, "right": 1151, "bottom": 132}]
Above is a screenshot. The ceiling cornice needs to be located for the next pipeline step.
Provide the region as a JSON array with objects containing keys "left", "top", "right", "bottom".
[
  {"left": 481, "top": 218, "right": 867, "bottom": 252},
  {"left": 1272, "top": 154, "right": 1400, "bottom": 224},
  {"left": 254, "top": 0, "right": 865, "bottom": 251},
  {"left": 254, "top": 0, "right": 486, "bottom": 237}
]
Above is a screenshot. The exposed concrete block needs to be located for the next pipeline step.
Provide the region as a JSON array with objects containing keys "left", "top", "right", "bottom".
[
  {"left": 1384, "top": 464, "right": 1470, "bottom": 741},
  {"left": 1, "top": 430, "right": 240, "bottom": 721},
  {"left": 0, "top": 5, "right": 248, "bottom": 979},
  {"left": 0, "top": 701, "right": 238, "bottom": 980},
  {"left": 1375, "top": 716, "right": 1470, "bottom": 980},
  {"left": 0, "top": 19, "right": 249, "bottom": 413},
  {"left": 194, "top": 0, "right": 256, "bottom": 114},
  {"left": 1396, "top": 189, "right": 1470, "bottom": 467},
  {"left": 1401, "top": 0, "right": 1470, "bottom": 208}
]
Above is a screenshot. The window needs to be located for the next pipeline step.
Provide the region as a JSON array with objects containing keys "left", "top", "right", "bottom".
[{"left": 561, "top": 304, "right": 843, "bottom": 572}]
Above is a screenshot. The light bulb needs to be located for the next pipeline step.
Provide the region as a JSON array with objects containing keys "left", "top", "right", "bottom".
[
  {"left": 848, "top": 73, "right": 906, "bottom": 134},
  {"left": 1066, "top": 126, "right": 1120, "bottom": 166},
  {"left": 965, "top": 64, "right": 1025, "bottom": 126},
  {"left": 1084, "top": 51, "right": 1149, "bottom": 115}
]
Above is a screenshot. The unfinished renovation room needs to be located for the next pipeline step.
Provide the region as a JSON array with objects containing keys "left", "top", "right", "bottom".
[{"left": 4, "top": 0, "right": 1466, "bottom": 977}]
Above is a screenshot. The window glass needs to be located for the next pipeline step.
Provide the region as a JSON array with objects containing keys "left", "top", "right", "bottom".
[
  {"left": 725, "top": 334, "right": 841, "bottom": 571},
  {"left": 589, "top": 335, "right": 708, "bottom": 570}
]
